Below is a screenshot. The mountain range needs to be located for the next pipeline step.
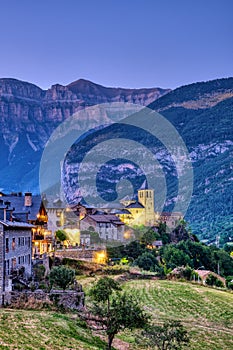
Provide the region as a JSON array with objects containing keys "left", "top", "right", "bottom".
[{"left": 0, "top": 77, "right": 233, "bottom": 244}]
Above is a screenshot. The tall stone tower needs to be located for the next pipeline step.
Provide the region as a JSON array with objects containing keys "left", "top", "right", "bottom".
[{"left": 138, "top": 189, "right": 155, "bottom": 225}]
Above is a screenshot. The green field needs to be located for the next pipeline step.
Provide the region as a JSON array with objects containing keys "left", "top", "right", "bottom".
[{"left": 0, "top": 279, "right": 232, "bottom": 349}]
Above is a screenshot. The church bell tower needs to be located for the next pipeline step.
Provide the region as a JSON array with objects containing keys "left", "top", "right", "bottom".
[{"left": 138, "top": 189, "right": 155, "bottom": 225}]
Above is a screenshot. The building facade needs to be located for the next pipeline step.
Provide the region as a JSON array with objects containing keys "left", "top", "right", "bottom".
[
  {"left": 80, "top": 214, "right": 125, "bottom": 241},
  {"left": 0, "top": 220, "right": 33, "bottom": 305},
  {"left": 0, "top": 193, "right": 52, "bottom": 256},
  {"left": 118, "top": 189, "right": 182, "bottom": 228}
]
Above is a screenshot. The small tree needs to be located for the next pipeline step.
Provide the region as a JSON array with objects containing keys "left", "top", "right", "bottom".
[
  {"left": 141, "top": 227, "right": 159, "bottom": 246},
  {"left": 89, "top": 277, "right": 148, "bottom": 349},
  {"left": 139, "top": 320, "right": 190, "bottom": 350},
  {"left": 33, "top": 264, "right": 46, "bottom": 282},
  {"left": 49, "top": 265, "right": 75, "bottom": 291},
  {"left": 55, "top": 229, "right": 67, "bottom": 246}
]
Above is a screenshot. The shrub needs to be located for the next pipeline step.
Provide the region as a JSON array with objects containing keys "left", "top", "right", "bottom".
[
  {"left": 206, "top": 274, "right": 224, "bottom": 288},
  {"left": 49, "top": 266, "right": 75, "bottom": 291}
]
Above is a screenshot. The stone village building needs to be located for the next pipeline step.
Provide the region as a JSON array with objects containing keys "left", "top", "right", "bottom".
[
  {"left": 0, "top": 193, "right": 51, "bottom": 257},
  {"left": 0, "top": 218, "right": 34, "bottom": 305},
  {"left": 80, "top": 214, "right": 125, "bottom": 241}
]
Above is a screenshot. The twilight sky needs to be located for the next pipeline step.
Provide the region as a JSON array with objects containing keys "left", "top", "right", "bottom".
[{"left": 0, "top": 0, "right": 232, "bottom": 89}]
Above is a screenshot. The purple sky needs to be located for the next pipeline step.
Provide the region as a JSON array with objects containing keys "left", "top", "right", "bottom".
[{"left": 1, "top": 0, "right": 232, "bottom": 89}]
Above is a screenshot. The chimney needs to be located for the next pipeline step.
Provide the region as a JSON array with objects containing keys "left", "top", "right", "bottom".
[
  {"left": 3, "top": 208, "right": 7, "bottom": 221},
  {"left": 24, "top": 192, "right": 32, "bottom": 207}
]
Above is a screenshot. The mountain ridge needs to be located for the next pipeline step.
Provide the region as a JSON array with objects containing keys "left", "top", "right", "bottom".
[{"left": 0, "top": 76, "right": 232, "bottom": 243}]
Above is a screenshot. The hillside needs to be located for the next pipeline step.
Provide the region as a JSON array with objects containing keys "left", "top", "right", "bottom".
[
  {"left": 0, "top": 280, "right": 232, "bottom": 349},
  {"left": 148, "top": 78, "right": 233, "bottom": 243}
]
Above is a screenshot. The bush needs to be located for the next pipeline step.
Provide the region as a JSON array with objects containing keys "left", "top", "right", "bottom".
[
  {"left": 226, "top": 276, "right": 233, "bottom": 290},
  {"left": 49, "top": 266, "right": 75, "bottom": 291},
  {"left": 134, "top": 252, "right": 159, "bottom": 272},
  {"left": 103, "top": 265, "right": 130, "bottom": 275},
  {"left": 33, "top": 264, "right": 46, "bottom": 282},
  {"left": 206, "top": 274, "right": 224, "bottom": 288}
]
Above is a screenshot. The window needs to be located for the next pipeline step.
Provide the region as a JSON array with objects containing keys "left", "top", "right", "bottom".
[
  {"left": 12, "top": 238, "right": 15, "bottom": 250},
  {"left": 12, "top": 258, "right": 16, "bottom": 269},
  {"left": 28, "top": 237, "right": 31, "bottom": 247},
  {"left": 5, "top": 260, "right": 10, "bottom": 275},
  {"left": 5, "top": 238, "right": 9, "bottom": 253}
]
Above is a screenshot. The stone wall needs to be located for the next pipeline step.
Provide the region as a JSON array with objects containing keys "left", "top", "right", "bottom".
[
  {"left": 55, "top": 249, "right": 95, "bottom": 261},
  {"left": 7, "top": 289, "right": 85, "bottom": 310}
]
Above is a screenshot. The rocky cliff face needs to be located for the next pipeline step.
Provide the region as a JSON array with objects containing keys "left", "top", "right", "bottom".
[{"left": 0, "top": 78, "right": 169, "bottom": 192}]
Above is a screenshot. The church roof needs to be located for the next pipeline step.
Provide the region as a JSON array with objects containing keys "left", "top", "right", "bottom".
[
  {"left": 139, "top": 180, "right": 148, "bottom": 190},
  {"left": 125, "top": 202, "right": 144, "bottom": 209}
]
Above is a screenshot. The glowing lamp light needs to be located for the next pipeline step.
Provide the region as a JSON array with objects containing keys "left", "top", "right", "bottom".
[{"left": 93, "top": 250, "right": 107, "bottom": 264}]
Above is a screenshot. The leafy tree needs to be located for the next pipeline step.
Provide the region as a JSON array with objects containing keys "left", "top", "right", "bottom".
[
  {"left": 158, "top": 222, "right": 171, "bottom": 244},
  {"left": 141, "top": 227, "right": 159, "bottom": 246},
  {"left": 162, "top": 245, "right": 192, "bottom": 270},
  {"left": 89, "top": 277, "right": 148, "bottom": 349},
  {"left": 124, "top": 240, "right": 145, "bottom": 259},
  {"left": 49, "top": 265, "right": 75, "bottom": 291},
  {"left": 139, "top": 320, "right": 190, "bottom": 350},
  {"left": 134, "top": 252, "right": 159, "bottom": 271},
  {"left": 55, "top": 229, "right": 67, "bottom": 242}
]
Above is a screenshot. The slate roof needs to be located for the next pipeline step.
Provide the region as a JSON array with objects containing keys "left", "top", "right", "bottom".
[
  {"left": 83, "top": 214, "right": 124, "bottom": 225},
  {"left": 43, "top": 196, "right": 66, "bottom": 209},
  {"left": 125, "top": 202, "right": 144, "bottom": 209},
  {"left": 2, "top": 195, "right": 43, "bottom": 221},
  {"left": 152, "top": 240, "right": 163, "bottom": 247},
  {"left": 114, "top": 209, "right": 131, "bottom": 215},
  {"left": 161, "top": 212, "right": 182, "bottom": 217},
  {"left": 0, "top": 219, "right": 35, "bottom": 229}
]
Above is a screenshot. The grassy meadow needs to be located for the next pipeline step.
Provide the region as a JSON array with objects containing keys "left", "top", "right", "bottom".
[{"left": 0, "top": 279, "right": 232, "bottom": 349}]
